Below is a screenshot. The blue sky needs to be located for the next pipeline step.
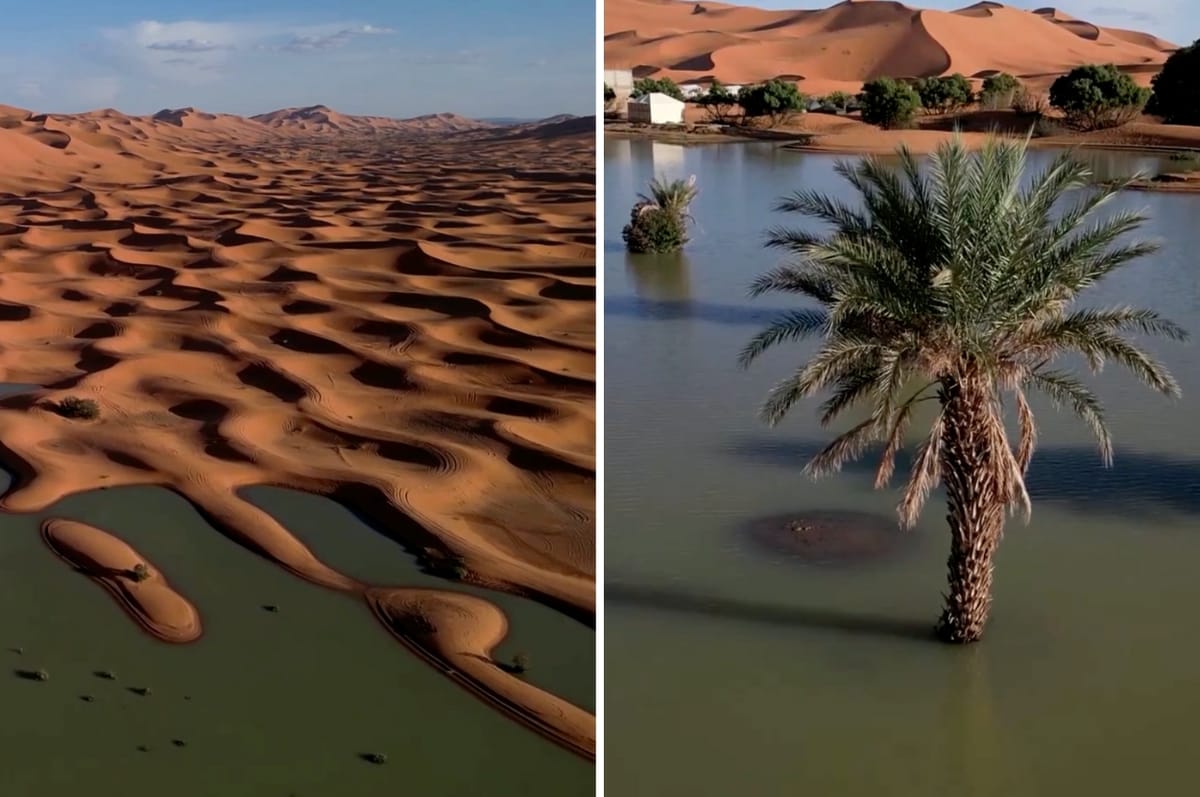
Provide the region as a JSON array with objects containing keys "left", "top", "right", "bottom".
[
  {"left": 1, "top": 0, "right": 593, "bottom": 118},
  {"left": 748, "top": 1, "right": 1195, "bottom": 43}
]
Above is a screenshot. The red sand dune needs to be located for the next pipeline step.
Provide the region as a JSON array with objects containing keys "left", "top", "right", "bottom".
[
  {"left": 605, "top": 0, "right": 1178, "bottom": 94},
  {"left": 250, "top": 105, "right": 498, "bottom": 135}
]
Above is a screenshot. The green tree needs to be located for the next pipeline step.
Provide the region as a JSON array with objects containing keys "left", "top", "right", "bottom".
[
  {"left": 823, "top": 91, "right": 852, "bottom": 113},
  {"left": 1049, "top": 64, "right": 1150, "bottom": 130},
  {"left": 737, "top": 79, "right": 806, "bottom": 127},
  {"left": 604, "top": 83, "right": 616, "bottom": 104},
  {"left": 858, "top": 77, "right": 921, "bottom": 129},
  {"left": 632, "top": 77, "right": 684, "bottom": 101},
  {"left": 622, "top": 175, "right": 699, "bottom": 254},
  {"left": 697, "top": 79, "right": 738, "bottom": 123},
  {"left": 915, "top": 74, "right": 973, "bottom": 114},
  {"left": 740, "top": 136, "right": 1184, "bottom": 643},
  {"left": 1147, "top": 38, "right": 1200, "bottom": 125}
]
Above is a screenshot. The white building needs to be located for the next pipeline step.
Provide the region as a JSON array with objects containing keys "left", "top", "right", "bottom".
[
  {"left": 627, "top": 92, "right": 686, "bottom": 124},
  {"left": 603, "top": 68, "right": 635, "bottom": 106}
]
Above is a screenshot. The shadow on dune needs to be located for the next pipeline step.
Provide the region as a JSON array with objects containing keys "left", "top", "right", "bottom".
[
  {"left": 724, "top": 435, "right": 1200, "bottom": 516},
  {"left": 606, "top": 580, "right": 933, "bottom": 642}
]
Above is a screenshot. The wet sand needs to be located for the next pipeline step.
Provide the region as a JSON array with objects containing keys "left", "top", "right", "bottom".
[{"left": 0, "top": 104, "right": 595, "bottom": 757}]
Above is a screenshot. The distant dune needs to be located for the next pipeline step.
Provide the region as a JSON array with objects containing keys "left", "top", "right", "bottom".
[
  {"left": 250, "top": 105, "right": 499, "bottom": 135},
  {"left": 605, "top": 0, "right": 1178, "bottom": 94}
]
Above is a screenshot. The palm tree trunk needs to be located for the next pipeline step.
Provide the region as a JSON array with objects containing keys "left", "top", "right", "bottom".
[{"left": 935, "top": 377, "right": 1006, "bottom": 644}]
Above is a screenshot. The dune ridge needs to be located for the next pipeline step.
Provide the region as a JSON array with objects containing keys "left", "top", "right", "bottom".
[
  {"left": 41, "top": 518, "right": 202, "bottom": 643},
  {"left": 0, "top": 103, "right": 594, "bottom": 755},
  {"left": 605, "top": 0, "right": 1178, "bottom": 94}
]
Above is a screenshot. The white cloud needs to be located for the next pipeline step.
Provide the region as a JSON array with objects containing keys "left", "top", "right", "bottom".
[{"left": 276, "top": 24, "right": 395, "bottom": 53}]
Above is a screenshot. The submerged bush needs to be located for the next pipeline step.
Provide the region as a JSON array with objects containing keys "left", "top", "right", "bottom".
[
  {"left": 129, "top": 563, "right": 150, "bottom": 582},
  {"left": 623, "top": 176, "right": 698, "bottom": 254}
]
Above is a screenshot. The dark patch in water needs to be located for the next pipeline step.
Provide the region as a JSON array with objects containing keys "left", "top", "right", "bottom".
[{"left": 738, "top": 510, "right": 912, "bottom": 566}]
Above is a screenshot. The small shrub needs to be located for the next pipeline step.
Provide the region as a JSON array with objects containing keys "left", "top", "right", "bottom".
[
  {"left": 1012, "top": 88, "right": 1049, "bottom": 116},
  {"left": 58, "top": 396, "right": 100, "bottom": 420},
  {"left": 361, "top": 752, "right": 388, "bottom": 765},
  {"left": 979, "top": 72, "right": 1020, "bottom": 108},
  {"left": 603, "top": 83, "right": 615, "bottom": 103},
  {"left": 736, "top": 79, "right": 806, "bottom": 127},
  {"left": 1049, "top": 63, "right": 1150, "bottom": 130},
  {"left": 859, "top": 77, "right": 921, "bottom": 129},
  {"left": 510, "top": 653, "right": 530, "bottom": 674},
  {"left": 632, "top": 77, "right": 683, "bottom": 101},
  {"left": 1148, "top": 39, "right": 1200, "bottom": 125},
  {"left": 129, "top": 563, "right": 150, "bottom": 582}
]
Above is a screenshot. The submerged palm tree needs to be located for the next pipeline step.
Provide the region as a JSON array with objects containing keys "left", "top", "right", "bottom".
[
  {"left": 740, "top": 135, "right": 1185, "bottom": 643},
  {"left": 623, "top": 175, "right": 699, "bottom": 254}
]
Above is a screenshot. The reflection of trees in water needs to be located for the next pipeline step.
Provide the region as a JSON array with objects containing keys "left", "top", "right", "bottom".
[
  {"left": 941, "top": 647, "right": 1013, "bottom": 797},
  {"left": 625, "top": 251, "right": 692, "bottom": 301}
]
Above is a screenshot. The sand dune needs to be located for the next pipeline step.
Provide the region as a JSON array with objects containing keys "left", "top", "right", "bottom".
[
  {"left": 0, "top": 105, "right": 594, "bottom": 754},
  {"left": 41, "top": 518, "right": 202, "bottom": 643},
  {"left": 250, "top": 105, "right": 498, "bottom": 136},
  {"left": 605, "top": 0, "right": 1177, "bottom": 94}
]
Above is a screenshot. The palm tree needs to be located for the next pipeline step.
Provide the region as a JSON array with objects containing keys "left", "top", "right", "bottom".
[
  {"left": 739, "top": 135, "right": 1186, "bottom": 643},
  {"left": 638, "top": 175, "right": 699, "bottom": 220}
]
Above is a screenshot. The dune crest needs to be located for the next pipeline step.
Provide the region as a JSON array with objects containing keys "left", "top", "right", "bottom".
[
  {"left": 41, "top": 519, "right": 202, "bottom": 643},
  {"left": 605, "top": 0, "right": 1177, "bottom": 93}
]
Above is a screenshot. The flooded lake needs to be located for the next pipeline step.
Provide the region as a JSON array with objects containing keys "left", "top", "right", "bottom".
[
  {"left": 0, "top": 473, "right": 592, "bottom": 795},
  {"left": 605, "top": 138, "right": 1200, "bottom": 797}
]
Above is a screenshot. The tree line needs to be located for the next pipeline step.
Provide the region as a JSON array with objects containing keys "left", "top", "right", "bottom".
[{"left": 604, "top": 38, "right": 1200, "bottom": 131}]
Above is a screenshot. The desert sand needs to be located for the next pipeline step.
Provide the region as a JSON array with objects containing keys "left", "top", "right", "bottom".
[
  {"left": 0, "top": 103, "right": 595, "bottom": 757},
  {"left": 41, "top": 518, "right": 202, "bottom": 643},
  {"left": 606, "top": 0, "right": 1177, "bottom": 95}
]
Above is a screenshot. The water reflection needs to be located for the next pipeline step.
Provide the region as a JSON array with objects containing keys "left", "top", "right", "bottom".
[{"left": 625, "top": 251, "right": 692, "bottom": 301}]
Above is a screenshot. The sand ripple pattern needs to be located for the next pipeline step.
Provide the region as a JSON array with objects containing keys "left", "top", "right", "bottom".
[{"left": 0, "top": 108, "right": 595, "bottom": 755}]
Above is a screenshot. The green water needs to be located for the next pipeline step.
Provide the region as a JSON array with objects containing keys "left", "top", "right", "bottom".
[
  {"left": 605, "top": 139, "right": 1200, "bottom": 796},
  {"left": 0, "top": 473, "right": 592, "bottom": 794}
]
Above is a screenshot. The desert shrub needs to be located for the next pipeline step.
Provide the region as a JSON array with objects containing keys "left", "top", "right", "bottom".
[
  {"left": 859, "top": 77, "right": 921, "bottom": 129},
  {"left": 632, "top": 77, "right": 683, "bottom": 101},
  {"left": 697, "top": 79, "right": 738, "bottom": 122},
  {"left": 736, "top": 79, "right": 806, "bottom": 127},
  {"left": 915, "top": 74, "right": 973, "bottom": 114},
  {"left": 130, "top": 563, "right": 150, "bottom": 582},
  {"left": 58, "top": 396, "right": 100, "bottom": 419},
  {"left": 1012, "top": 88, "right": 1050, "bottom": 116},
  {"left": 603, "top": 83, "right": 615, "bottom": 104},
  {"left": 1147, "top": 39, "right": 1200, "bottom": 125},
  {"left": 822, "top": 90, "right": 852, "bottom": 113},
  {"left": 1049, "top": 64, "right": 1150, "bottom": 130},
  {"left": 509, "top": 653, "right": 531, "bottom": 674},
  {"left": 979, "top": 72, "right": 1020, "bottom": 108}
]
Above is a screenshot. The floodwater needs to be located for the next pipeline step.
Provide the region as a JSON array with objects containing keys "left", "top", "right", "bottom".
[
  {"left": 605, "top": 138, "right": 1200, "bottom": 797},
  {"left": 0, "top": 465, "right": 592, "bottom": 795}
]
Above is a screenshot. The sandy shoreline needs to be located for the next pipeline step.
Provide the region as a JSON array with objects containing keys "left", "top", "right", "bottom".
[{"left": 0, "top": 103, "right": 595, "bottom": 755}]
